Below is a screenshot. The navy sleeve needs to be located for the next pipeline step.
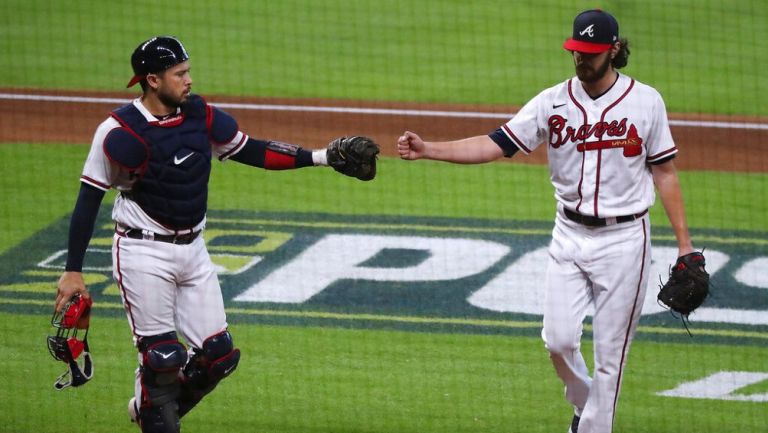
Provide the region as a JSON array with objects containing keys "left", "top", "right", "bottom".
[
  {"left": 230, "top": 137, "right": 314, "bottom": 169},
  {"left": 488, "top": 128, "right": 519, "bottom": 158},
  {"left": 65, "top": 183, "right": 106, "bottom": 272}
]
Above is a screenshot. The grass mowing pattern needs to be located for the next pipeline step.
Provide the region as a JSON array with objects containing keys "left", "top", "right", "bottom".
[
  {"left": 0, "top": 143, "right": 766, "bottom": 431},
  {"left": 4, "top": 312, "right": 767, "bottom": 433},
  {"left": 1, "top": 0, "right": 767, "bottom": 114},
  {"left": 1, "top": 144, "right": 767, "bottom": 257}
]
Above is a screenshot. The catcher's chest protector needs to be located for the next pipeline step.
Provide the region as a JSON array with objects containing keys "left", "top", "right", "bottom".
[{"left": 111, "top": 95, "right": 212, "bottom": 229}]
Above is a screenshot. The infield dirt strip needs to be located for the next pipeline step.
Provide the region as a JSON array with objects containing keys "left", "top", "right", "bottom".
[{"left": 1, "top": 89, "right": 766, "bottom": 173}]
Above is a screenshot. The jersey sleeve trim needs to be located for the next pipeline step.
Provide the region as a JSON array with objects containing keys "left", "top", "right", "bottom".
[
  {"left": 218, "top": 133, "right": 248, "bottom": 161},
  {"left": 488, "top": 129, "right": 519, "bottom": 158},
  {"left": 649, "top": 154, "right": 676, "bottom": 165},
  {"left": 501, "top": 124, "right": 532, "bottom": 154},
  {"left": 80, "top": 175, "right": 110, "bottom": 191},
  {"left": 647, "top": 146, "right": 678, "bottom": 163}
]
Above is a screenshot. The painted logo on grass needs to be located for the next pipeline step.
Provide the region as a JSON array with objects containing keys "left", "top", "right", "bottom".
[{"left": 2, "top": 210, "right": 767, "bottom": 335}]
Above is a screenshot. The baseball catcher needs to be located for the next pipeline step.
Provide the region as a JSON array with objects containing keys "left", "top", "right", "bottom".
[
  {"left": 326, "top": 136, "right": 380, "bottom": 181},
  {"left": 658, "top": 251, "right": 710, "bottom": 318},
  {"left": 47, "top": 294, "right": 93, "bottom": 389}
]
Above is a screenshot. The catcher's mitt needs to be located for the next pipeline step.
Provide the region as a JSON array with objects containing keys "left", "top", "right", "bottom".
[
  {"left": 658, "top": 251, "right": 710, "bottom": 316},
  {"left": 327, "top": 136, "right": 379, "bottom": 181}
]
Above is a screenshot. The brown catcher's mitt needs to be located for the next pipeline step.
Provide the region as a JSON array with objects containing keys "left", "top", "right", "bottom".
[
  {"left": 658, "top": 251, "right": 710, "bottom": 316},
  {"left": 327, "top": 136, "right": 379, "bottom": 181}
]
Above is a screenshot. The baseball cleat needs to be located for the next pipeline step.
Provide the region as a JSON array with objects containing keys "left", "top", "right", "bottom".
[
  {"left": 128, "top": 397, "right": 139, "bottom": 425},
  {"left": 568, "top": 414, "right": 580, "bottom": 433}
]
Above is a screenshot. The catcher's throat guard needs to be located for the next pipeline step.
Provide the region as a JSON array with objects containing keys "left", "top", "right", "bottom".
[{"left": 47, "top": 294, "right": 93, "bottom": 390}]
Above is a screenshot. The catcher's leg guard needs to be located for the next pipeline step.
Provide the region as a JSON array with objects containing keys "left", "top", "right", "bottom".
[
  {"left": 137, "top": 332, "right": 188, "bottom": 433},
  {"left": 178, "top": 330, "right": 240, "bottom": 418}
]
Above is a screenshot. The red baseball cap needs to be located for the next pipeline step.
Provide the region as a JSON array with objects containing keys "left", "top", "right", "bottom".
[{"left": 563, "top": 9, "right": 619, "bottom": 54}]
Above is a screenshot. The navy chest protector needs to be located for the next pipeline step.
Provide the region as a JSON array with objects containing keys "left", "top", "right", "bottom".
[{"left": 109, "top": 95, "right": 225, "bottom": 229}]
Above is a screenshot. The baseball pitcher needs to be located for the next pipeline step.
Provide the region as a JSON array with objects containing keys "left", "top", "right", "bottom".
[{"left": 397, "top": 10, "right": 703, "bottom": 433}]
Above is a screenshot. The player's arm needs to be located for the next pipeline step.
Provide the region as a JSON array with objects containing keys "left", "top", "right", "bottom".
[
  {"left": 399, "top": 88, "right": 544, "bottom": 164},
  {"left": 207, "top": 104, "right": 326, "bottom": 169},
  {"left": 227, "top": 138, "right": 327, "bottom": 169},
  {"left": 55, "top": 183, "right": 105, "bottom": 313},
  {"left": 210, "top": 107, "right": 376, "bottom": 179},
  {"left": 397, "top": 131, "right": 506, "bottom": 164},
  {"left": 652, "top": 160, "right": 694, "bottom": 257}
]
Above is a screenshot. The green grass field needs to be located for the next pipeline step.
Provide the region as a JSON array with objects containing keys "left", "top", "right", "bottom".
[
  {"left": 1, "top": 1, "right": 768, "bottom": 432},
  {"left": 6, "top": 313, "right": 768, "bottom": 433},
  {"left": 1, "top": 0, "right": 767, "bottom": 114},
  {"left": 1, "top": 145, "right": 767, "bottom": 433},
  {"left": 1, "top": 144, "right": 767, "bottom": 254}
]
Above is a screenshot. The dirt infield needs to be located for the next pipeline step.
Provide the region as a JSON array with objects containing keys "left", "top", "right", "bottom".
[{"left": 1, "top": 88, "right": 766, "bottom": 172}]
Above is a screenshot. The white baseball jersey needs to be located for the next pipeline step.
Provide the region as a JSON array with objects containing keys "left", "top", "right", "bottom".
[
  {"left": 494, "top": 72, "right": 677, "bottom": 433},
  {"left": 80, "top": 97, "right": 249, "bottom": 234},
  {"left": 500, "top": 73, "right": 677, "bottom": 218}
]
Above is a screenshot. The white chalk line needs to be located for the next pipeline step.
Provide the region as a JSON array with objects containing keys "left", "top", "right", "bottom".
[{"left": 1, "top": 92, "right": 766, "bottom": 130}]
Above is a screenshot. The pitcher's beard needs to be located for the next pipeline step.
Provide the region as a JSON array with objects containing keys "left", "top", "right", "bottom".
[{"left": 576, "top": 55, "right": 612, "bottom": 83}]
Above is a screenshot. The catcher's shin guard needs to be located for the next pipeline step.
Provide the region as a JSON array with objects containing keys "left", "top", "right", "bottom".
[
  {"left": 178, "top": 330, "right": 241, "bottom": 417},
  {"left": 137, "top": 332, "right": 188, "bottom": 433}
]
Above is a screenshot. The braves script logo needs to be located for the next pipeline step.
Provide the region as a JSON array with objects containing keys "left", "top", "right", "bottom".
[
  {"left": 579, "top": 24, "right": 595, "bottom": 38},
  {"left": 547, "top": 115, "right": 643, "bottom": 157},
  {"left": 152, "top": 114, "right": 185, "bottom": 127}
]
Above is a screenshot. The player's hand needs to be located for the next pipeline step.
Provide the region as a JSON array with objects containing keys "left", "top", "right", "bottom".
[
  {"left": 55, "top": 272, "right": 90, "bottom": 313},
  {"left": 397, "top": 131, "right": 426, "bottom": 160}
]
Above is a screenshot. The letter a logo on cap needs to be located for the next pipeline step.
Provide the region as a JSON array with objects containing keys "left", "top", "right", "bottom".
[{"left": 579, "top": 24, "right": 595, "bottom": 38}]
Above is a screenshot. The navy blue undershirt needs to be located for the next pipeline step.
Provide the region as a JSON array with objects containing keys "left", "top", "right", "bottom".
[{"left": 65, "top": 183, "right": 105, "bottom": 271}]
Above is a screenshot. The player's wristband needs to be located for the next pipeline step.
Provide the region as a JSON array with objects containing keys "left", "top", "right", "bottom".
[{"left": 312, "top": 149, "right": 328, "bottom": 166}]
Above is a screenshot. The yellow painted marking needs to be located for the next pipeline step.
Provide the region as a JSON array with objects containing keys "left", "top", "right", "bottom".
[
  {"left": 98, "top": 224, "right": 293, "bottom": 252},
  {"left": 0, "top": 282, "right": 58, "bottom": 294},
  {"left": 208, "top": 217, "right": 551, "bottom": 236},
  {"left": 204, "top": 229, "right": 292, "bottom": 254},
  {"left": 6, "top": 272, "right": 109, "bottom": 293},
  {"left": 102, "top": 283, "right": 121, "bottom": 296},
  {"left": 2, "top": 298, "right": 766, "bottom": 340},
  {"left": 98, "top": 216, "right": 766, "bottom": 245},
  {"left": 12, "top": 215, "right": 763, "bottom": 341}
]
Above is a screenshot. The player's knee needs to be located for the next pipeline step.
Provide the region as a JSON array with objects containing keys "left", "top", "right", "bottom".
[
  {"left": 141, "top": 332, "right": 188, "bottom": 386},
  {"left": 137, "top": 332, "right": 188, "bottom": 433},
  {"left": 178, "top": 330, "right": 240, "bottom": 418},
  {"left": 186, "top": 330, "right": 241, "bottom": 385},
  {"left": 543, "top": 328, "right": 581, "bottom": 357},
  {"left": 139, "top": 332, "right": 188, "bottom": 402},
  {"left": 203, "top": 330, "right": 241, "bottom": 379}
]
